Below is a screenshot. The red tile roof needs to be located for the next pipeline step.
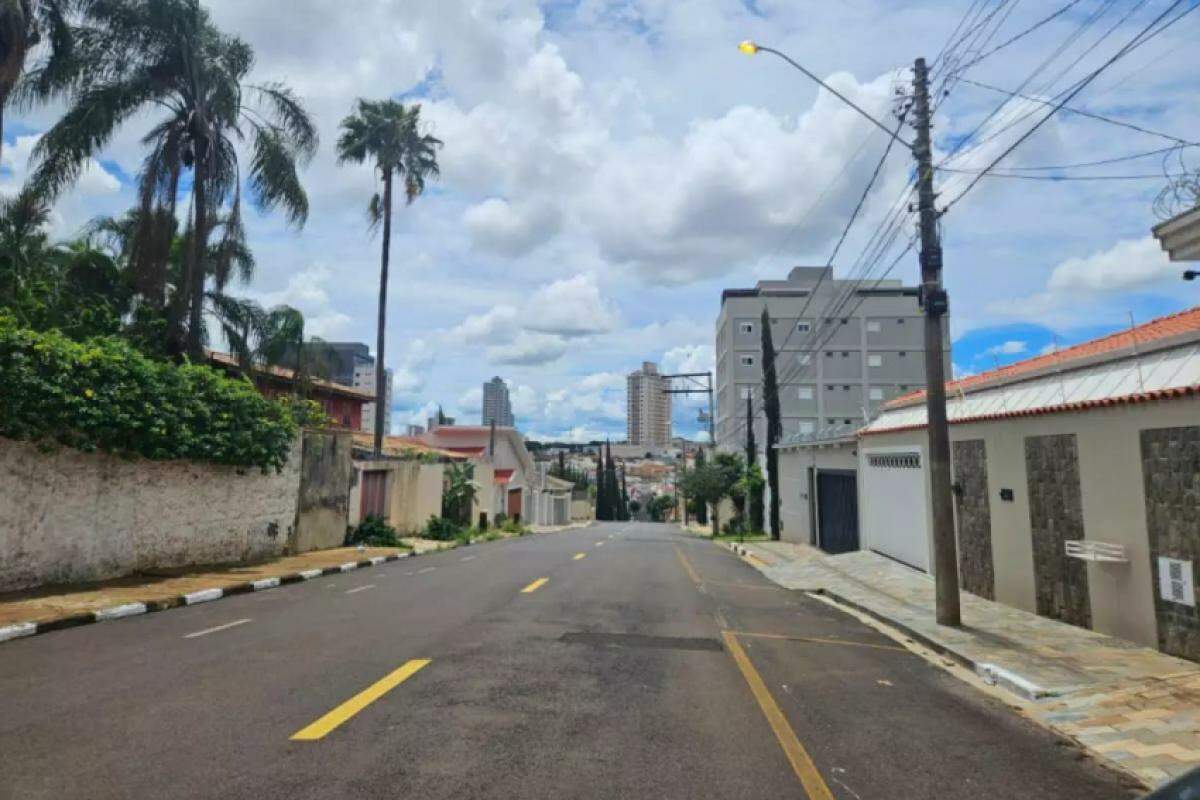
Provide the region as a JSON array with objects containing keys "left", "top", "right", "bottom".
[{"left": 886, "top": 306, "right": 1200, "bottom": 409}]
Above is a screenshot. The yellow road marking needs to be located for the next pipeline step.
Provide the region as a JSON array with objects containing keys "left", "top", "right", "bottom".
[
  {"left": 730, "top": 630, "right": 906, "bottom": 652},
  {"left": 722, "top": 632, "right": 835, "bottom": 800},
  {"left": 673, "top": 544, "right": 702, "bottom": 586},
  {"left": 290, "top": 659, "right": 430, "bottom": 741},
  {"left": 595, "top": 541, "right": 605, "bottom": 547},
  {"left": 573, "top": 553, "right": 587, "bottom": 561},
  {"left": 521, "top": 577, "right": 549, "bottom": 593}
]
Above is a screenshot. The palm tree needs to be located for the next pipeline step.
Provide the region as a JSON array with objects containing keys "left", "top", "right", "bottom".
[
  {"left": 24, "top": 0, "right": 317, "bottom": 358},
  {"left": 337, "top": 99, "right": 442, "bottom": 455},
  {"left": 0, "top": 0, "right": 73, "bottom": 164}
]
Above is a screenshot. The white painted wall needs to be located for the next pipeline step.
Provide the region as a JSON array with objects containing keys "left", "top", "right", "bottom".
[
  {"left": 858, "top": 396, "right": 1200, "bottom": 649},
  {"left": 0, "top": 436, "right": 302, "bottom": 592},
  {"left": 778, "top": 443, "right": 859, "bottom": 546},
  {"left": 859, "top": 444, "right": 931, "bottom": 571}
]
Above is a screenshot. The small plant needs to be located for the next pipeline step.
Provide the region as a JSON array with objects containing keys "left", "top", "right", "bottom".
[
  {"left": 423, "top": 515, "right": 462, "bottom": 541},
  {"left": 347, "top": 515, "right": 399, "bottom": 547},
  {"left": 501, "top": 518, "right": 529, "bottom": 536}
]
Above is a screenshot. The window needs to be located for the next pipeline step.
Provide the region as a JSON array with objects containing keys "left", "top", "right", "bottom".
[
  {"left": 868, "top": 354, "right": 883, "bottom": 368},
  {"left": 798, "top": 422, "right": 816, "bottom": 435},
  {"left": 796, "top": 321, "right": 811, "bottom": 333},
  {"left": 844, "top": 419, "right": 853, "bottom": 425},
  {"left": 841, "top": 351, "right": 850, "bottom": 358},
  {"left": 897, "top": 318, "right": 906, "bottom": 324},
  {"left": 798, "top": 387, "right": 814, "bottom": 400},
  {"left": 826, "top": 384, "right": 836, "bottom": 391},
  {"left": 869, "top": 387, "right": 884, "bottom": 401},
  {"left": 826, "top": 351, "right": 834, "bottom": 358},
  {"left": 899, "top": 351, "right": 908, "bottom": 357},
  {"left": 840, "top": 318, "right": 850, "bottom": 325},
  {"left": 867, "top": 320, "right": 881, "bottom": 333},
  {"left": 842, "top": 385, "right": 851, "bottom": 391},
  {"left": 739, "top": 322, "right": 754, "bottom": 334},
  {"left": 797, "top": 354, "right": 812, "bottom": 366},
  {"left": 739, "top": 386, "right": 755, "bottom": 400},
  {"left": 740, "top": 355, "right": 755, "bottom": 366}
]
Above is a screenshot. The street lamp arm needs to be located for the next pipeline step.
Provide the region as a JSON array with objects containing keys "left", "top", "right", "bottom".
[{"left": 744, "top": 42, "right": 913, "bottom": 151}]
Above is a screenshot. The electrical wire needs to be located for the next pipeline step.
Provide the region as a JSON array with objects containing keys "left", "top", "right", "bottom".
[
  {"left": 952, "top": 0, "right": 1088, "bottom": 74},
  {"left": 943, "top": 0, "right": 1197, "bottom": 212}
]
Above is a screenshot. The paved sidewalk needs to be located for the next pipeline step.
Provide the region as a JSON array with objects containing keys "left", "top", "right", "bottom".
[
  {"left": 733, "top": 539, "right": 1200, "bottom": 788},
  {"left": 0, "top": 546, "right": 408, "bottom": 628}
]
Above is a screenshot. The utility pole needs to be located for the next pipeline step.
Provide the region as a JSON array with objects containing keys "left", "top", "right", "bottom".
[{"left": 912, "top": 57, "right": 961, "bottom": 627}]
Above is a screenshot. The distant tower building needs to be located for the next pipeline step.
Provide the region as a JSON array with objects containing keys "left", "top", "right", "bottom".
[
  {"left": 627, "top": 362, "right": 671, "bottom": 448},
  {"left": 354, "top": 364, "right": 392, "bottom": 436},
  {"left": 482, "top": 376, "right": 515, "bottom": 428}
]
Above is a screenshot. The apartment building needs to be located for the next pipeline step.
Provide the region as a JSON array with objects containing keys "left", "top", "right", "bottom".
[
  {"left": 482, "top": 376, "right": 515, "bottom": 428},
  {"left": 353, "top": 362, "right": 392, "bottom": 436},
  {"left": 714, "top": 266, "right": 942, "bottom": 451},
  {"left": 627, "top": 362, "right": 672, "bottom": 449}
]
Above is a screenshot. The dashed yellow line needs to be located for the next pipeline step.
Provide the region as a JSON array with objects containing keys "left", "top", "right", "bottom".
[
  {"left": 722, "top": 632, "right": 835, "bottom": 800},
  {"left": 290, "top": 659, "right": 430, "bottom": 741},
  {"left": 573, "top": 553, "right": 587, "bottom": 561},
  {"left": 521, "top": 577, "right": 549, "bottom": 593},
  {"left": 673, "top": 544, "right": 702, "bottom": 586}
]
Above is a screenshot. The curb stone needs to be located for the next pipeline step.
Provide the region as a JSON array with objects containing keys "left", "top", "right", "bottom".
[{"left": 0, "top": 551, "right": 414, "bottom": 647}]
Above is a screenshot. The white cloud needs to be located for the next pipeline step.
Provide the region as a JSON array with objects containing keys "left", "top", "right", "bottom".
[
  {"left": 983, "top": 340, "right": 1027, "bottom": 358},
  {"left": 449, "top": 304, "right": 520, "bottom": 343},
  {"left": 525, "top": 274, "right": 619, "bottom": 338},
  {"left": 1047, "top": 238, "right": 1176, "bottom": 294},
  {"left": 662, "top": 343, "right": 714, "bottom": 375},
  {"left": 459, "top": 386, "right": 483, "bottom": 413},
  {"left": 487, "top": 331, "right": 569, "bottom": 365},
  {"left": 463, "top": 197, "right": 561, "bottom": 256}
]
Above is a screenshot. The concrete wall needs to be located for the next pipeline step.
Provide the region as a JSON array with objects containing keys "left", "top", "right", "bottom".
[
  {"left": 570, "top": 499, "right": 593, "bottom": 521},
  {"left": 290, "top": 431, "right": 354, "bottom": 553},
  {"left": 858, "top": 396, "right": 1200, "bottom": 651},
  {"left": 0, "top": 436, "right": 301, "bottom": 592},
  {"left": 348, "top": 460, "right": 445, "bottom": 536}
]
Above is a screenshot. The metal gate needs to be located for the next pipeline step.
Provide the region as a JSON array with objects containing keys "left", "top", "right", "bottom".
[
  {"left": 817, "top": 470, "right": 859, "bottom": 555},
  {"left": 360, "top": 470, "right": 388, "bottom": 522}
]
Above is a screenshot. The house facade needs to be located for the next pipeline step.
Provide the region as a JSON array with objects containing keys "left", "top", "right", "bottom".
[
  {"left": 419, "top": 425, "right": 536, "bottom": 525},
  {"left": 856, "top": 307, "right": 1200, "bottom": 658},
  {"left": 208, "top": 351, "right": 372, "bottom": 430}
]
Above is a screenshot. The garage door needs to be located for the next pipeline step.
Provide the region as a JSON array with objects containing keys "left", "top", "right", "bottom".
[{"left": 861, "top": 450, "right": 929, "bottom": 572}]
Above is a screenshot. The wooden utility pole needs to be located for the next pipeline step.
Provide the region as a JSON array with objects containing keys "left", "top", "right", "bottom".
[{"left": 912, "top": 57, "right": 961, "bottom": 626}]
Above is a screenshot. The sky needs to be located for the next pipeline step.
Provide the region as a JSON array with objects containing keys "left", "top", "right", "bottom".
[{"left": 3, "top": 0, "right": 1197, "bottom": 441}]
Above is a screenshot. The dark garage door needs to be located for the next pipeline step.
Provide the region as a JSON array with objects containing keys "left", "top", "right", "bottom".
[{"left": 817, "top": 470, "right": 860, "bottom": 555}]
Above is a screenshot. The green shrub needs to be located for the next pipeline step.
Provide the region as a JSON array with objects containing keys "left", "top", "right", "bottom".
[
  {"left": 501, "top": 518, "right": 529, "bottom": 536},
  {"left": 347, "top": 515, "right": 399, "bottom": 547},
  {"left": 0, "top": 315, "right": 298, "bottom": 471},
  {"left": 422, "top": 515, "right": 462, "bottom": 541}
]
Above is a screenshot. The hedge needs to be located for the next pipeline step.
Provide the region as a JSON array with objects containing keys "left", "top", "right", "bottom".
[{"left": 0, "top": 314, "right": 299, "bottom": 472}]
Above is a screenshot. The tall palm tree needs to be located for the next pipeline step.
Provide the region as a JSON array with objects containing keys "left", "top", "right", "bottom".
[
  {"left": 24, "top": 0, "right": 317, "bottom": 359},
  {"left": 0, "top": 0, "right": 73, "bottom": 164},
  {"left": 337, "top": 99, "right": 441, "bottom": 454}
]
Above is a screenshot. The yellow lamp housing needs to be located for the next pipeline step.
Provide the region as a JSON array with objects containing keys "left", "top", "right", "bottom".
[{"left": 738, "top": 40, "right": 758, "bottom": 55}]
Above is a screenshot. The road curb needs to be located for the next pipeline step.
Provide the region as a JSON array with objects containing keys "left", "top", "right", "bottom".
[{"left": 0, "top": 551, "right": 414, "bottom": 647}]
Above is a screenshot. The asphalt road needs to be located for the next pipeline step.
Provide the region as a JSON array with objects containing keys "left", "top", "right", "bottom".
[{"left": 0, "top": 522, "right": 1141, "bottom": 799}]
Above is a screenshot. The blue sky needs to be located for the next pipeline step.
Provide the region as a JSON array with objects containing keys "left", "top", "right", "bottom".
[{"left": 5, "top": 0, "right": 1197, "bottom": 441}]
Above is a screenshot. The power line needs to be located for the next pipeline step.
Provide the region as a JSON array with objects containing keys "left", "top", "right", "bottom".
[
  {"left": 958, "top": 77, "right": 1199, "bottom": 146},
  {"left": 937, "top": 168, "right": 1188, "bottom": 181},
  {"left": 952, "top": 0, "right": 1089, "bottom": 73},
  {"left": 827, "top": 111, "right": 909, "bottom": 266},
  {"left": 943, "top": 0, "right": 1197, "bottom": 212},
  {"left": 969, "top": 143, "right": 1194, "bottom": 171}
]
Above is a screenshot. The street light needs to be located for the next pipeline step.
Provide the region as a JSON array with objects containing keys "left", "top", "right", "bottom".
[{"left": 737, "top": 40, "right": 912, "bottom": 148}]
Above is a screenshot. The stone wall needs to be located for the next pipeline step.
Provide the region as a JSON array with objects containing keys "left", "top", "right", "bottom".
[
  {"left": 1025, "top": 433, "right": 1091, "bottom": 629},
  {"left": 289, "top": 431, "right": 354, "bottom": 553},
  {"left": 0, "top": 436, "right": 301, "bottom": 592},
  {"left": 1141, "top": 425, "right": 1200, "bottom": 660},
  {"left": 952, "top": 439, "right": 995, "bottom": 600}
]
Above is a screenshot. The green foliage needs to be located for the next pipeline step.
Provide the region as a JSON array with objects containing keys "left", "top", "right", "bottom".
[
  {"left": 501, "top": 518, "right": 529, "bottom": 536},
  {"left": 646, "top": 493, "right": 675, "bottom": 522},
  {"left": 0, "top": 315, "right": 299, "bottom": 471},
  {"left": 347, "top": 515, "right": 399, "bottom": 547},
  {"left": 422, "top": 515, "right": 462, "bottom": 541},
  {"left": 441, "top": 462, "right": 478, "bottom": 525}
]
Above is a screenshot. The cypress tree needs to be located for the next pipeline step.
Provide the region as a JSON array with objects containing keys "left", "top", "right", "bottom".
[
  {"left": 761, "top": 307, "right": 782, "bottom": 539},
  {"left": 605, "top": 440, "right": 619, "bottom": 521},
  {"left": 694, "top": 446, "right": 708, "bottom": 525},
  {"left": 746, "top": 394, "right": 765, "bottom": 532}
]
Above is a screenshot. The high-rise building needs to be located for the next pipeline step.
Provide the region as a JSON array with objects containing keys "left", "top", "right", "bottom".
[
  {"left": 354, "top": 363, "right": 392, "bottom": 436},
  {"left": 715, "top": 266, "right": 943, "bottom": 451},
  {"left": 627, "top": 362, "right": 671, "bottom": 448},
  {"left": 482, "top": 376, "right": 515, "bottom": 428}
]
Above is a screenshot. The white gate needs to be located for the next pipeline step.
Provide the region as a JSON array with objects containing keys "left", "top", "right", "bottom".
[{"left": 860, "top": 448, "right": 930, "bottom": 572}]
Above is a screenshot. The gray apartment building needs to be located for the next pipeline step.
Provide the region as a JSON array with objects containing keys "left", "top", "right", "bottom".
[
  {"left": 715, "top": 266, "right": 945, "bottom": 451},
  {"left": 482, "top": 376, "right": 515, "bottom": 428},
  {"left": 307, "top": 341, "right": 391, "bottom": 435}
]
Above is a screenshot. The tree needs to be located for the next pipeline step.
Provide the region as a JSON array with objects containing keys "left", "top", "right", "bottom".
[
  {"left": 745, "top": 394, "right": 765, "bottom": 532},
  {"left": 338, "top": 99, "right": 441, "bottom": 455},
  {"left": 26, "top": 0, "right": 318, "bottom": 358},
  {"left": 680, "top": 453, "right": 743, "bottom": 537},
  {"left": 619, "top": 464, "right": 630, "bottom": 521},
  {"left": 604, "top": 440, "right": 619, "bottom": 521},
  {"left": 442, "top": 462, "right": 478, "bottom": 526},
  {"left": 761, "top": 307, "right": 782, "bottom": 539},
  {"left": 594, "top": 450, "right": 609, "bottom": 520},
  {"left": 692, "top": 447, "right": 708, "bottom": 525},
  {"left": 0, "top": 0, "right": 73, "bottom": 165}
]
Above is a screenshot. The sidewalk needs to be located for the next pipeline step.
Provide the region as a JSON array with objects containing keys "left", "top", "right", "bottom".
[
  {"left": 0, "top": 545, "right": 408, "bottom": 633},
  {"left": 732, "top": 539, "right": 1200, "bottom": 788}
]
